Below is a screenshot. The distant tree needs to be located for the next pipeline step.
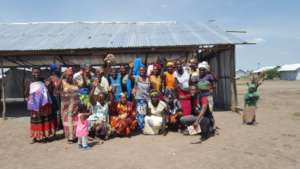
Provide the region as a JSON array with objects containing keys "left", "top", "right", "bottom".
[{"left": 264, "top": 69, "right": 279, "bottom": 80}]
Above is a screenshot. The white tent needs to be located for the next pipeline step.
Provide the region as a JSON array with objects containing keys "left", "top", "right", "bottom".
[{"left": 278, "top": 64, "right": 300, "bottom": 80}]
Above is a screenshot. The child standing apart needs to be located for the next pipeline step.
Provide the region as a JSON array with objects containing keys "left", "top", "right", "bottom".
[{"left": 76, "top": 104, "right": 91, "bottom": 150}]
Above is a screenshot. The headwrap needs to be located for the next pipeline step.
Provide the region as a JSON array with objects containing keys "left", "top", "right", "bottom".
[
  {"left": 50, "top": 64, "right": 59, "bottom": 73},
  {"left": 150, "top": 90, "right": 160, "bottom": 98},
  {"left": 198, "top": 61, "right": 209, "bottom": 70},
  {"left": 166, "top": 61, "right": 174, "bottom": 67},
  {"left": 197, "top": 80, "right": 209, "bottom": 91}
]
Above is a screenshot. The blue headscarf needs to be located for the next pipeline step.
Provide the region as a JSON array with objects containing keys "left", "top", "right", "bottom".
[{"left": 133, "top": 57, "right": 144, "bottom": 76}]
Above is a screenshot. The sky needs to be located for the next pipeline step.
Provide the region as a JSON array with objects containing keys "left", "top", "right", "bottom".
[{"left": 0, "top": 0, "right": 299, "bottom": 70}]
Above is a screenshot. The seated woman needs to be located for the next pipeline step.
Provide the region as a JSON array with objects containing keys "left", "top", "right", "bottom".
[
  {"left": 88, "top": 81, "right": 111, "bottom": 140},
  {"left": 143, "top": 90, "right": 168, "bottom": 135},
  {"left": 164, "top": 91, "right": 183, "bottom": 130},
  {"left": 180, "top": 81, "right": 215, "bottom": 142},
  {"left": 110, "top": 93, "right": 137, "bottom": 137}
]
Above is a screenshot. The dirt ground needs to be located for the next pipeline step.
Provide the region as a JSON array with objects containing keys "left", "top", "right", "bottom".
[{"left": 0, "top": 80, "right": 299, "bottom": 169}]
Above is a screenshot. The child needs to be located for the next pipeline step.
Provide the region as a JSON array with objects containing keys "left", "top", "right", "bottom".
[
  {"left": 164, "top": 91, "right": 183, "bottom": 130},
  {"left": 76, "top": 104, "right": 91, "bottom": 150}
]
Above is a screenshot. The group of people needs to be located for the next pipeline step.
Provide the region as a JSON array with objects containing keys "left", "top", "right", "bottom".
[{"left": 26, "top": 56, "right": 217, "bottom": 149}]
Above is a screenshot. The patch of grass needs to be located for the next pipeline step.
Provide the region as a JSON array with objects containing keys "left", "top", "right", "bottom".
[{"left": 292, "top": 112, "right": 300, "bottom": 120}]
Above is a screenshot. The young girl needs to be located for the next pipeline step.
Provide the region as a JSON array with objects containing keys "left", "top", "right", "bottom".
[{"left": 76, "top": 104, "right": 91, "bottom": 150}]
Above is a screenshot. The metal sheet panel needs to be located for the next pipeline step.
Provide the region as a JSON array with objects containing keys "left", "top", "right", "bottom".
[{"left": 0, "top": 22, "right": 246, "bottom": 51}]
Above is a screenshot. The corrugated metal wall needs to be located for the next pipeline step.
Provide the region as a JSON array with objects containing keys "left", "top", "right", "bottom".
[{"left": 206, "top": 46, "right": 235, "bottom": 110}]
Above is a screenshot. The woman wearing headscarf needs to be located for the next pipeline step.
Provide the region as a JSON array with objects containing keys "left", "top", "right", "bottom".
[
  {"left": 56, "top": 68, "right": 80, "bottom": 143},
  {"left": 110, "top": 93, "right": 137, "bottom": 136},
  {"left": 143, "top": 90, "right": 168, "bottom": 135},
  {"left": 26, "top": 67, "right": 56, "bottom": 143},
  {"left": 189, "top": 58, "right": 199, "bottom": 86},
  {"left": 162, "top": 62, "right": 176, "bottom": 96},
  {"left": 198, "top": 61, "right": 216, "bottom": 111}
]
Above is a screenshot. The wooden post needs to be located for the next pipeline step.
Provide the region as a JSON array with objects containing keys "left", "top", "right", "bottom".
[
  {"left": 1, "top": 58, "right": 6, "bottom": 120},
  {"left": 231, "top": 45, "right": 239, "bottom": 112}
]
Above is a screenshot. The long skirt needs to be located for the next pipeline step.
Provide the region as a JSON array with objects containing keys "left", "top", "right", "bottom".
[
  {"left": 243, "top": 106, "right": 256, "bottom": 125},
  {"left": 136, "top": 99, "right": 147, "bottom": 130},
  {"left": 61, "top": 111, "right": 78, "bottom": 140},
  {"left": 30, "top": 104, "right": 56, "bottom": 140}
]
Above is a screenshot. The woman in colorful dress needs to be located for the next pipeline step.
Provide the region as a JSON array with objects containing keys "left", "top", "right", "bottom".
[
  {"left": 110, "top": 93, "right": 137, "bottom": 136},
  {"left": 57, "top": 68, "right": 80, "bottom": 143},
  {"left": 26, "top": 67, "right": 56, "bottom": 143},
  {"left": 143, "top": 90, "right": 168, "bottom": 135}
]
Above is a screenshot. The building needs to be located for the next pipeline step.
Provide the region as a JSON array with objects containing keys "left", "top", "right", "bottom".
[
  {"left": 278, "top": 64, "right": 300, "bottom": 80},
  {"left": 253, "top": 66, "right": 278, "bottom": 74},
  {"left": 236, "top": 69, "right": 248, "bottom": 79},
  {"left": 0, "top": 21, "right": 249, "bottom": 116}
]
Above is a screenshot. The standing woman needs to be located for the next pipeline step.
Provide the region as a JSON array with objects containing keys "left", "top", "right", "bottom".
[
  {"left": 149, "top": 64, "right": 163, "bottom": 93},
  {"left": 189, "top": 58, "right": 199, "bottom": 86},
  {"left": 108, "top": 68, "right": 122, "bottom": 102},
  {"left": 174, "top": 60, "right": 192, "bottom": 117},
  {"left": 57, "top": 68, "right": 80, "bottom": 143},
  {"left": 162, "top": 62, "right": 176, "bottom": 95},
  {"left": 130, "top": 66, "right": 151, "bottom": 130},
  {"left": 26, "top": 67, "right": 55, "bottom": 143}
]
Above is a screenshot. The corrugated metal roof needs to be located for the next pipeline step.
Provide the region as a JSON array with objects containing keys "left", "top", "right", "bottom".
[
  {"left": 253, "top": 66, "right": 277, "bottom": 73},
  {"left": 0, "top": 21, "right": 246, "bottom": 51},
  {"left": 278, "top": 64, "right": 300, "bottom": 71}
]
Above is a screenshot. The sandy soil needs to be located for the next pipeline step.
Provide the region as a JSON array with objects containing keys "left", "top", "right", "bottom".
[{"left": 0, "top": 80, "right": 299, "bottom": 169}]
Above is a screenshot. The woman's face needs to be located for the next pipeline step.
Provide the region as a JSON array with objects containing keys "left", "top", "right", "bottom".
[
  {"left": 120, "top": 65, "right": 126, "bottom": 75},
  {"left": 151, "top": 96, "right": 159, "bottom": 106},
  {"left": 32, "top": 69, "right": 41, "bottom": 80},
  {"left": 96, "top": 69, "right": 103, "bottom": 79},
  {"left": 152, "top": 67, "right": 159, "bottom": 75},
  {"left": 139, "top": 67, "right": 146, "bottom": 77},
  {"left": 199, "top": 68, "right": 206, "bottom": 77},
  {"left": 98, "top": 93, "right": 105, "bottom": 102},
  {"left": 120, "top": 94, "right": 127, "bottom": 104},
  {"left": 167, "top": 66, "right": 174, "bottom": 73}
]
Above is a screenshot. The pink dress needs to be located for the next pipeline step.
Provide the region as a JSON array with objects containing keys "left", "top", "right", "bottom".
[{"left": 76, "top": 114, "right": 89, "bottom": 137}]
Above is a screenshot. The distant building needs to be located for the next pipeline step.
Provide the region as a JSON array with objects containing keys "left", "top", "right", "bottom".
[
  {"left": 236, "top": 69, "right": 247, "bottom": 79},
  {"left": 278, "top": 64, "right": 300, "bottom": 80},
  {"left": 253, "top": 66, "right": 278, "bottom": 74}
]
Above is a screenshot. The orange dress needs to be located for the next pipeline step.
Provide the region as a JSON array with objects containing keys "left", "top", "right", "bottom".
[
  {"left": 110, "top": 102, "right": 137, "bottom": 136},
  {"left": 150, "top": 75, "right": 162, "bottom": 92},
  {"left": 164, "top": 72, "right": 175, "bottom": 90}
]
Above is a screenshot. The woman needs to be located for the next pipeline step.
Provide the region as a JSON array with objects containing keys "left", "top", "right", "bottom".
[
  {"left": 130, "top": 66, "right": 151, "bottom": 130},
  {"left": 89, "top": 82, "right": 110, "bottom": 139},
  {"left": 180, "top": 81, "right": 215, "bottom": 142},
  {"left": 174, "top": 61, "right": 192, "bottom": 117},
  {"left": 110, "top": 93, "right": 137, "bottom": 136},
  {"left": 189, "top": 58, "right": 199, "bottom": 86},
  {"left": 93, "top": 67, "right": 109, "bottom": 96},
  {"left": 149, "top": 64, "right": 162, "bottom": 92},
  {"left": 163, "top": 62, "right": 176, "bottom": 95},
  {"left": 144, "top": 90, "right": 168, "bottom": 135},
  {"left": 164, "top": 91, "right": 182, "bottom": 130},
  {"left": 108, "top": 68, "right": 122, "bottom": 102},
  {"left": 26, "top": 67, "right": 55, "bottom": 143},
  {"left": 46, "top": 64, "right": 62, "bottom": 131},
  {"left": 58, "top": 68, "right": 80, "bottom": 143}
]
